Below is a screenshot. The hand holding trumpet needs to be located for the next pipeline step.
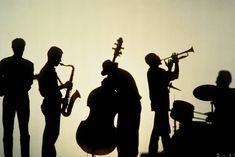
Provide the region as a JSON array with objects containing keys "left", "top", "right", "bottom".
[
  {"left": 165, "top": 53, "right": 179, "bottom": 70},
  {"left": 171, "top": 53, "right": 179, "bottom": 63}
]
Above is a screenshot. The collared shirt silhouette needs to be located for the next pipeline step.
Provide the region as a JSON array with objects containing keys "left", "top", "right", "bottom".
[
  {"left": 145, "top": 53, "right": 179, "bottom": 155},
  {"left": 38, "top": 46, "right": 72, "bottom": 157},
  {"left": 0, "top": 38, "right": 34, "bottom": 157},
  {"left": 101, "top": 60, "right": 142, "bottom": 157}
]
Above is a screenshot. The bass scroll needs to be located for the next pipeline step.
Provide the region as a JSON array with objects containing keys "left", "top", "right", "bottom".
[{"left": 60, "top": 63, "right": 81, "bottom": 117}]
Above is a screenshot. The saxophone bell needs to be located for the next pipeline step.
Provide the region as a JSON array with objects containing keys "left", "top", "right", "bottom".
[{"left": 62, "top": 90, "right": 81, "bottom": 117}]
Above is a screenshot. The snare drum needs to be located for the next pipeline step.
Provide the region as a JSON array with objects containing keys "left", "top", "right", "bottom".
[{"left": 170, "top": 100, "right": 195, "bottom": 124}]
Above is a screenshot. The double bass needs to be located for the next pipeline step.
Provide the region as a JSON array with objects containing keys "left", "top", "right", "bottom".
[{"left": 76, "top": 38, "right": 123, "bottom": 155}]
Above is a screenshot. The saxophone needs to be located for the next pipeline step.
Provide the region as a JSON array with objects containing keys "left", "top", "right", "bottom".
[{"left": 60, "top": 63, "right": 81, "bottom": 117}]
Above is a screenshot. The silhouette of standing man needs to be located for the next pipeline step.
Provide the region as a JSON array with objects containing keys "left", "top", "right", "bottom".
[
  {"left": 38, "top": 46, "right": 72, "bottom": 157},
  {"left": 0, "top": 38, "right": 34, "bottom": 157},
  {"left": 101, "top": 60, "right": 142, "bottom": 157},
  {"left": 145, "top": 53, "right": 179, "bottom": 156}
]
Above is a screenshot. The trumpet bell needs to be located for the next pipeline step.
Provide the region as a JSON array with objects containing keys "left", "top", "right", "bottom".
[{"left": 187, "top": 46, "right": 194, "bottom": 53}]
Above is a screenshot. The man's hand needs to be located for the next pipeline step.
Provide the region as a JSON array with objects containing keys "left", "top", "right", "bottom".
[
  {"left": 165, "top": 59, "right": 173, "bottom": 71},
  {"left": 171, "top": 52, "right": 179, "bottom": 63},
  {"left": 63, "top": 81, "right": 73, "bottom": 89}
]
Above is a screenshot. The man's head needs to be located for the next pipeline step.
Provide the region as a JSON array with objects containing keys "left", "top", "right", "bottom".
[
  {"left": 145, "top": 53, "right": 161, "bottom": 67},
  {"left": 101, "top": 60, "right": 118, "bottom": 76},
  {"left": 216, "top": 70, "right": 232, "bottom": 88},
  {"left": 12, "top": 38, "right": 26, "bottom": 58},
  {"left": 47, "top": 46, "right": 63, "bottom": 66}
]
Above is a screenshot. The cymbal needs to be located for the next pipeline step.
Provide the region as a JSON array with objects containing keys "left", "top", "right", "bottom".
[{"left": 193, "top": 84, "right": 216, "bottom": 101}]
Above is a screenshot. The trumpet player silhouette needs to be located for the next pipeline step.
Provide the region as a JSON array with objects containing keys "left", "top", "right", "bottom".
[
  {"left": 38, "top": 46, "right": 72, "bottom": 157},
  {"left": 0, "top": 38, "right": 34, "bottom": 157},
  {"left": 145, "top": 52, "right": 179, "bottom": 156}
]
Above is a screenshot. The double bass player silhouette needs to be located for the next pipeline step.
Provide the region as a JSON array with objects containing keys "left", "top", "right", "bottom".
[
  {"left": 101, "top": 38, "right": 142, "bottom": 157},
  {"left": 101, "top": 59, "right": 142, "bottom": 157},
  {"left": 76, "top": 38, "right": 142, "bottom": 157},
  {"left": 76, "top": 38, "right": 122, "bottom": 156}
]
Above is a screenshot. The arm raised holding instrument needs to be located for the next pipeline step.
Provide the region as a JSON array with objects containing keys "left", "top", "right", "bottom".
[
  {"left": 166, "top": 53, "right": 179, "bottom": 80},
  {"left": 170, "top": 53, "right": 180, "bottom": 92},
  {"left": 59, "top": 80, "right": 73, "bottom": 90}
]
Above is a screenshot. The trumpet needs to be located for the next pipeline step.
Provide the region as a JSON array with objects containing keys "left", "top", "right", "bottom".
[{"left": 161, "top": 46, "right": 194, "bottom": 61}]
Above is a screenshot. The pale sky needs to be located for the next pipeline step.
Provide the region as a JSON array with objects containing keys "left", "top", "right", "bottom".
[{"left": 1, "top": 0, "right": 235, "bottom": 156}]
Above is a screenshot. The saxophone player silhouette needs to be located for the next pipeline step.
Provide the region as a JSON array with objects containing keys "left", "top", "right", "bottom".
[{"left": 38, "top": 46, "right": 73, "bottom": 157}]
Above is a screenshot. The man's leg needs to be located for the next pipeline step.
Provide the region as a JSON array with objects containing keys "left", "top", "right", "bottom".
[
  {"left": 2, "top": 97, "right": 15, "bottom": 157},
  {"left": 17, "top": 96, "right": 30, "bottom": 157},
  {"left": 42, "top": 110, "right": 61, "bottom": 157}
]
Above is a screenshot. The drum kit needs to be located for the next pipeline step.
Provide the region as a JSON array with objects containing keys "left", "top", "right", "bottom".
[
  {"left": 170, "top": 84, "right": 235, "bottom": 156},
  {"left": 193, "top": 84, "right": 217, "bottom": 121},
  {"left": 169, "top": 84, "right": 218, "bottom": 157},
  {"left": 171, "top": 84, "right": 216, "bottom": 126}
]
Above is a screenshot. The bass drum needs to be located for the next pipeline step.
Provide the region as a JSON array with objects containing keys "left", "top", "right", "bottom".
[
  {"left": 169, "top": 121, "right": 214, "bottom": 157},
  {"left": 76, "top": 86, "right": 118, "bottom": 155}
]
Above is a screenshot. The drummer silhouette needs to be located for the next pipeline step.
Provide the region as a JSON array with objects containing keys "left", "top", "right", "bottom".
[
  {"left": 193, "top": 70, "right": 235, "bottom": 156},
  {"left": 212, "top": 70, "right": 235, "bottom": 155}
]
